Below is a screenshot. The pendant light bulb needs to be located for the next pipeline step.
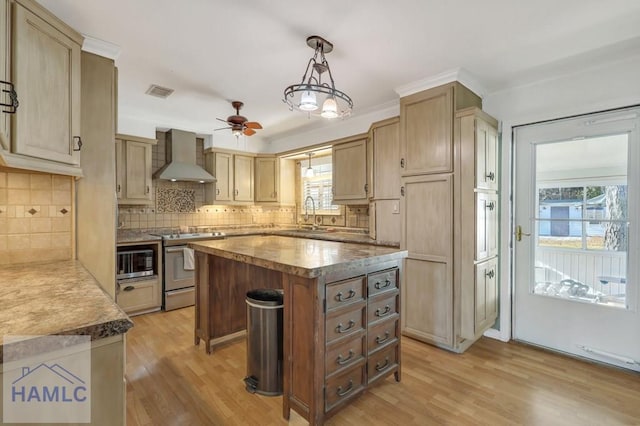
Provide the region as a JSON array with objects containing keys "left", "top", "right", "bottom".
[
  {"left": 299, "top": 90, "right": 318, "bottom": 111},
  {"left": 305, "top": 153, "right": 315, "bottom": 177},
  {"left": 321, "top": 96, "right": 338, "bottom": 119}
]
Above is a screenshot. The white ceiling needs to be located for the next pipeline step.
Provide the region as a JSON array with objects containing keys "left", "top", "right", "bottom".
[{"left": 37, "top": 0, "right": 640, "bottom": 148}]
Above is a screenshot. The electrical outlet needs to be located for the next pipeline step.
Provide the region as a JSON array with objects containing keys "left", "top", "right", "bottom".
[{"left": 392, "top": 202, "right": 400, "bottom": 214}]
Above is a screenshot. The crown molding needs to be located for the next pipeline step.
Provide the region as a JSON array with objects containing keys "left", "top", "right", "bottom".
[
  {"left": 81, "top": 35, "right": 121, "bottom": 61},
  {"left": 394, "top": 67, "right": 488, "bottom": 98}
]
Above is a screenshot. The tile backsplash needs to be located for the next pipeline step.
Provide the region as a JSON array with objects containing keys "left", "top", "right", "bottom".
[{"left": 0, "top": 169, "right": 73, "bottom": 265}]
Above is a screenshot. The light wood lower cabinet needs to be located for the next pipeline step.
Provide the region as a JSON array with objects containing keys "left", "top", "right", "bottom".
[{"left": 400, "top": 88, "right": 498, "bottom": 353}]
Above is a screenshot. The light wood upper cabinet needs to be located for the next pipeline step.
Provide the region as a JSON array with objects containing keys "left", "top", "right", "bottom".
[
  {"left": 12, "top": 0, "right": 82, "bottom": 165},
  {"left": 254, "top": 156, "right": 278, "bottom": 202},
  {"left": 115, "top": 134, "right": 156, "bottom": 205},
  {"left": 0, "top": 0, "right": 83, "bottom": 176},
  {"left": 369, "top": 117, "right": 400, "bottom": 200},
  {"left": 0, "top": 0, "right": 10, "bottom": 150},
  {"left": 400, "top": 82, "right": 481, "bottom": 177},
  {"left": 205, "top": 151, "right": 254, "bottom": 204},
  {"left": 234, "top": 154, "right": 254, "bottom": 202},
  {"left": 332, "top": 135, "right": 368, "bottom": 204}
]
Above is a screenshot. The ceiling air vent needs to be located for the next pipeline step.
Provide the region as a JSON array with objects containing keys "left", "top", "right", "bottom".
[{"left": 145, "top": 84, "right": 174, "bottom": 99}]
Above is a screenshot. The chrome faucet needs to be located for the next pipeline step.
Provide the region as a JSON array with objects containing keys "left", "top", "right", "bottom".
[{"left": 303, "top": 195, "right": 317, "bottom": 229}]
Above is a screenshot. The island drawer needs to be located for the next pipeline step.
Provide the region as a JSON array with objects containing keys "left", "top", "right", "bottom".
[
  {"left": 325, "top": 332, "right": 366, "bottom": 378},
  {"left": 367, "top": 317, "right": 399, "bottom": 354},
  {"left": 326, "top": 276, "right": 366, "bottom": 311},
  {"left": 367, "top": 290, "right": 399, "bottom": 325},
  {"left": 326, "top": 303, "right": 366, "bottom": 344},
  {"left": 367, "top": 268, "right": 398, "bottom": 298},
  {"left": 325, "top": 365, "right": 365, "bottom": 413},
  {"left": 367, "top": 342, "right": 399, "bottom": 384}
]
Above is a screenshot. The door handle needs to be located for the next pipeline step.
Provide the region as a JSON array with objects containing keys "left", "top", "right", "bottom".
[{"left": 515, "top": 225, "right": 531, "bottom": 242}]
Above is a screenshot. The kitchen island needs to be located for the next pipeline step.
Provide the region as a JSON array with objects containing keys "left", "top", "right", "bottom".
[
  {"left": 190, "top": 235, "right": 407, "bottom": 425},
  {"left": 0, "top": 260, "right": 133, "bottom": 424}
]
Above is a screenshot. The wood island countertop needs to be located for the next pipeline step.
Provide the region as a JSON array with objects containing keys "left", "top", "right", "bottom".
[
  {"left": 0, "top": 260, "right": 133, "bottom": 357},
  {"left": 189, "top": 235, "right": 407, "bottom": 278}
]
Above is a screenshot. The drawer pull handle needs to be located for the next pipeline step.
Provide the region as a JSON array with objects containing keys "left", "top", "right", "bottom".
[
  {"left": 375, "top": 331, "right": 390, "bottom": 345},
  {"left": 375, "top": 356, "right": 390, "bottom": 372},
  {"left": 486, "top": 171, "right": 495, "bottom": 181},
  {"left": 336, "top": 350, "right": 354, "bottom": 365},
  {"left": 336, "top": 289, "right": 356, "bottom": 302},
  {"left": 374, "top": 279, "right": 391, "bottom": 290},
  {"left": 336, "top": 320, "right": 356, "bottom": 334},
  {"left": 123, "top": 285, "right": 135, "bottom": 292},
  {"left": 486, "top": 269, "right": 495, "bottom": 279},
  {"left": 336, "top": 379, "right": 354, "bottom": 397},
  {"left": 375, "top": 305, "right": 391, "bottom": 317},
  {"left": 486, "top": 201, "right": 495, "bottom": 211}
]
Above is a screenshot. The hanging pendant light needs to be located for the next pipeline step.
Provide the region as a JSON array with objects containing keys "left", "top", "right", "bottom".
[
  {"left": 283, "top": 35, "right": 353, "bottom": 119},
  {"left": 304, "top": 152, "right": 315, "bottom": 177}
]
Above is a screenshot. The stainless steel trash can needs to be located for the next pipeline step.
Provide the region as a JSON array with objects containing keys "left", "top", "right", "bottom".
[{"left": 244, "top": 288, "right": 283, "bottom": 396}]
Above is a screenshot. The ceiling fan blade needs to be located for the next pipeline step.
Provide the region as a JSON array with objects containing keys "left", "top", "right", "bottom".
[
  {"left": 244, "top": 121, "right": 262, "bottom": 129},
  {"left": 214, "top": 127, "right": 231, "bottom": 131},
  {"left": 216, "top": 117, "right": 230, "bottom": 124},
  {"left": 243, "top": 128, "right": 256, "bottom": 136}
]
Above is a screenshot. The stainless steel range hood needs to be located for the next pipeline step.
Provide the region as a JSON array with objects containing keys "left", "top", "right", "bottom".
[{"left": 153, "top": 129, "right": 216, "bottom": 183}]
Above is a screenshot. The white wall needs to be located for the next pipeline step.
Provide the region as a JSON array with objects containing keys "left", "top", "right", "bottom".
[{"left": 482, "top": 52, "right": 640, "bottom": 342}]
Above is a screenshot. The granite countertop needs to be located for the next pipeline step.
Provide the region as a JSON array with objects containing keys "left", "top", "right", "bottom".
[
  {"left": 117, "top": 229, "right": 162, "bottom": 244},
  {"left": 190, "top": 235, "right": 407, "bottom": 278},
  {"left": 0, "top": 260, "right": 133, "bottom": 358}
]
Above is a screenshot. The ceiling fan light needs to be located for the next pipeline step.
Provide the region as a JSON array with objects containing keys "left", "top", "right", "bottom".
[
  {"left": 321, "top": 96, "right": 338, "bottom": 119},
  {"left": 232, "top": 128, "right": 243, "bottom": 138},
  {"left": 299, "top": 90, "right": 318, "bottom": 111}
]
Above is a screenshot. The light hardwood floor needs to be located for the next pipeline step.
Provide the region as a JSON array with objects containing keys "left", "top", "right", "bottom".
[{"left": 126, "top": 307, "right": 640, "bottom": 425}]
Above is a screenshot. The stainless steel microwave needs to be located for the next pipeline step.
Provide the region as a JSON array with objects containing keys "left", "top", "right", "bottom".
[{"left": 117, "top": 249, "right": 154, "bottom": 279}]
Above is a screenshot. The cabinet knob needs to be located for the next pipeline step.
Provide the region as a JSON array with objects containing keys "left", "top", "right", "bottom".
[
  {"left": 72, "top": 136, "right": 83, "bottom": 152},
  {"left": 216, "top": 188, "right": 220, "bottom": 195},
  {"left": 486, "top": 201, "right": 495, "bottom": 211},
  {"left": 0, "top": 80, "right": 19, "bottom": 113},
  {"left": 364, "top": 183, "right": 369, "bottom": 193},
  {"left": 400, "top": 158, "right": 405, "bottom": 168},
  {"left": 485, "top": 269, "right": 495, "bottom": 279},
  {"left": 146, "top": 185, "right": 150, "bottom": 194},
  {"left": 117, "top": 184, "right": 121, "bottom": 193},
  {"left": 400, "top": 186, "right": 405, "bottom": 197}
]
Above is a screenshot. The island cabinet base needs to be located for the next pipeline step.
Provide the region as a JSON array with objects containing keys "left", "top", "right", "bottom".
[
  {"left": 193, "top": 249, "right": 403, "bottom": 425},
  {"left": 194, "top": 252, "right": 282, "bottom": 354}
]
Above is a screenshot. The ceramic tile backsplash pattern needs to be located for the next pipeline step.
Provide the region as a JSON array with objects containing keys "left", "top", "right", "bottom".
[
  {"left": 0, "top": 169, "right": 73, "bottom": 265},
  {"left": 156, "top": 188, "right": 196, "bottom": 213}
]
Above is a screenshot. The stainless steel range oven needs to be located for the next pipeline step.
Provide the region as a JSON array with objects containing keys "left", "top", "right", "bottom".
[{"left": 158, "top": 232, "right": 226, "bottom": 311}]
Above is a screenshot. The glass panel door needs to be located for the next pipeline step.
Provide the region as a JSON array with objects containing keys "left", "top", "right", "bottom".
[{"left": 513, "top": 108, "right": 640, "bottom": 371}]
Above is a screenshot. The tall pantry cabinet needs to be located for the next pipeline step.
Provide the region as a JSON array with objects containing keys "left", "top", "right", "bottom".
[{"left": 399, "top": 82, "right": 499, "bottom": 353}]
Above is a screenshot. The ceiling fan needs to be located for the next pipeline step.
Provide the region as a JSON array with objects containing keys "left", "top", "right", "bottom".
[{"left": 215, "top": 101, "right": 263, "bottom": 137}]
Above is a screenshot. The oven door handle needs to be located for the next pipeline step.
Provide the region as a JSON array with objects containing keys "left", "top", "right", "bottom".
[{"left": 166, "top": 247, "right": 188, "bottom": 253}]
